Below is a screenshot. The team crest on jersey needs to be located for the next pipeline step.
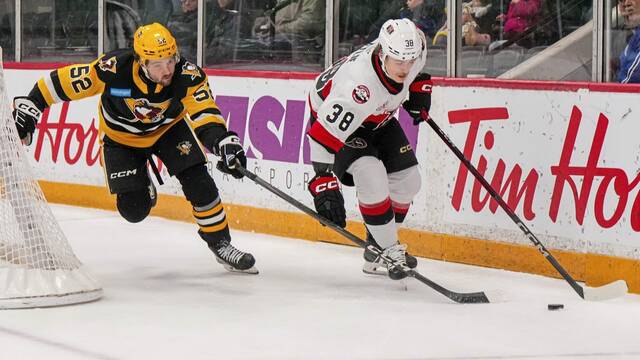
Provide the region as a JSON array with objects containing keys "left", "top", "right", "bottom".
[
  {"left": 98, "top": 56, "right": 117, "bottom": 74},
  {"left": 352, "top": 85, "right": 370, "bottom": 104},
  {"left": 345, "top": 137, "right": 368, "bottom": 149},
  {"left": 124, "top": 98, "right": 170, "bottom": 123},
  {"left": 181, "top": 62, "right": 200, "bottom": 80},
  {"left": 177, "top": 141, "right": 192, "bottom": 155}
]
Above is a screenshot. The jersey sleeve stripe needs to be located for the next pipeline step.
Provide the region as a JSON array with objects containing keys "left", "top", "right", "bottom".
[
  {"left": 36, "top": 79, "right": 56, "bottom": 106},
  {"left": 42, "top": 75, "right": 65, "bottom": 104},
  {"left": 49, "top": 70, "right": 72, "bottom": 102},
  {"left": 308, "top": 121, "right": 344, "bottom": 153}
]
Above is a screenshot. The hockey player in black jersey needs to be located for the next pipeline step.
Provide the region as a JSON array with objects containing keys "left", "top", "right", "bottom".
[{"left": 11, "top": 23, "right": 257, "bottom": 274}]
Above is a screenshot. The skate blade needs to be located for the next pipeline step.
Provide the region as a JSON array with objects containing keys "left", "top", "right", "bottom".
[
  {"left": 362, "top": 262, "right": 387, "bottom": 276},
  {"left": 216, "top": 258, "right": 259, "bottom": 274}
]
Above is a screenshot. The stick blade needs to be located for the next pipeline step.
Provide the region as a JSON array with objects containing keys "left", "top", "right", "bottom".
[
  {"left": 451, "top": 292, "right": 490, "bottom": 304},
  {"left": 582, "top": 280, "right": 628, "bottom": 301}
]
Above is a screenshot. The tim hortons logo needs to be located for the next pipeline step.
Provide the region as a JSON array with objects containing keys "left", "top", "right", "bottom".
[
  {"left": 449, "top": 105, "right": 640, "bottom": 232},
  {"left": 177, "top": 141, "right": 192, "bottom": 155}
]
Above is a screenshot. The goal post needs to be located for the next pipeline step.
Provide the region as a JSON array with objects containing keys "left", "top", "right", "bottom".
[{"left": 0, "top": 47, "right": 103, "bottom": 309}]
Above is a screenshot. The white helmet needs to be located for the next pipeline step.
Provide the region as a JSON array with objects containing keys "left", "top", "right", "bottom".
[{"left": 378, "top": 19, "right": 425, "bottom": 61}]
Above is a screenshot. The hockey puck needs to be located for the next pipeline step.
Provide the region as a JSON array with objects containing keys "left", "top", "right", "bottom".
[{"left": 547, "top": 304, "right": 564, "bottom": 310}]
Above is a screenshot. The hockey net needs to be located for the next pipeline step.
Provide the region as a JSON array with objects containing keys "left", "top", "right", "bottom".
[{"left": 0, "top": 47, "right": 102, "bottom": 309}]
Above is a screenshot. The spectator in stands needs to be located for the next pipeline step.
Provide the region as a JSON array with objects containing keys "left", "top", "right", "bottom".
[
  {"left": 466, "top": 0, "right": 496, "bottom": 36},
  {"left": 617, "top": 0, "right": 640, "bottom": 83},
  {"left": 366, "top": 0, "right": 405, "bottom": 42},
  {"left": 366, "top": 0, "right": 445, "bottom": 42},
  {"left": 167, "top": 0, "right": 198, "bottom": 61},
  {"left": 106, "top": 1, "right": 141, "bottom": 51},
  {"left": 254, "top": 0, "right": 325, "bottom": 64},
  {"left": 432, "top": 3, "right": 490, "bottom": 47},
  {"left": 339, "top": 0, "right": 381, "bottom": 47},
  {"left": 496, "top": 0, "right": 541, "bottom": 47},
  {"left": 205, "top": 0, "right": 240, "bottom": 64},
  {"left": 405, "top": 0, "right": 446, "bottom": 39}
]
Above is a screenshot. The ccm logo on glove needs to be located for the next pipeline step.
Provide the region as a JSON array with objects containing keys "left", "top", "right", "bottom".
[{"left": 309, "top": 176, "right": 339, "bottom": 194}]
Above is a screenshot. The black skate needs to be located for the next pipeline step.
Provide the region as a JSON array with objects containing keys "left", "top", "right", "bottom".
[
  {"left": 209, "top": 240, "right": 258, "bottom": 274},
  {"left": 382, "top": 243, "right": 411, "bottom": 280},
  {"left": 362, "top": 236, "right": 417, "bottom": 277}
]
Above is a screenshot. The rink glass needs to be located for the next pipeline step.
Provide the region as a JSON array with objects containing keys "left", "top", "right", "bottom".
[
  {"left": 202, "top": 0, "right": 326, "bottom": 72},
  {"left": 456, "top": 0, "right": 593, "bottom": 80},
  {"left": 19, "top": 0, "right": 98, "bottom": 63},
  {"left": 0, "top": 0, "right": 15, "bottom": 61}
]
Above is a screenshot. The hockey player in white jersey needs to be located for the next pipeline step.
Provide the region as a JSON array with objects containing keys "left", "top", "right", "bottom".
[{"left": 306, "top": 19, "right": 433, "bottom": 280}]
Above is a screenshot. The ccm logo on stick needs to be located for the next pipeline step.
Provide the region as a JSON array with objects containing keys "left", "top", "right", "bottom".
[{"left": 110, "top": 169, "right": 137, "bottom": 179}]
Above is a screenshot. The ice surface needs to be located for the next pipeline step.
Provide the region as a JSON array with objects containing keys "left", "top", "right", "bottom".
[{"left": 1, "top": 204, "right": 639, "bottom": 360}]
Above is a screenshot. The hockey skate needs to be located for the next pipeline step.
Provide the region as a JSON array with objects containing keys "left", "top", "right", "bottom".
[
  {"left": 363, "top": 235, "right": 417, "bottom": 278},
  {"left": 209, "top": 240, "right": 258, "bottom": 274}
]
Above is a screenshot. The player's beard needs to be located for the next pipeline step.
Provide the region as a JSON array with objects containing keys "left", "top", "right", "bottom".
[{"left": 157, "top": 74, "right": 173, "bottom": 86}]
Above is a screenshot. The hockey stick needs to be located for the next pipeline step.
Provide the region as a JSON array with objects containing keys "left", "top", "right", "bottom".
[
  {"left": 236, "top": 164, "right": 490, "bottom": 304},
  {"left": 421, "top": 113, "right": 628, "bottom": 301}
]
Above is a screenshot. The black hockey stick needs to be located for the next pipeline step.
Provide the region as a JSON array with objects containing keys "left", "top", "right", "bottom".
[
  {"left": 421, "top": 113, "right": 628, "bottom": 301},
  {"left": 236, "top": 163, "right": 490, "bottom": 304}
]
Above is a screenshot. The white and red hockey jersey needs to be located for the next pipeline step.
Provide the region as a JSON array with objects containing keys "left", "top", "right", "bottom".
[{"left": 307, "top": 39, "right": 427, "bottom": 164}]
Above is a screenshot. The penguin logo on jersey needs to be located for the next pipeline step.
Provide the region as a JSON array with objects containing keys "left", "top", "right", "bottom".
[
  {"left": 352, "top": 85, "right": 370, "bottom": 104},
  {"left": 126, "top": 98, "right": 169, "bottom": 123},
  {"left": 98, "top": 56, "right": 117, "bottom": 74},
  {"left": 177, "top": 141, "right": 192, "bottom": 155},
  {"left": 181, "top": 62, "right": 200, "bottom": 80}
]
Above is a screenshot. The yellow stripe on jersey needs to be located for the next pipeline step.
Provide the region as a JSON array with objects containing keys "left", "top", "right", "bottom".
[
  {"left": 98, "top": 105, "right": 185, "bottom": 148},
  {"left": 36, "top": 80, "right": 56, "bottom": 107},
  {"left": 182, "top": 79, "right": 226, "bottom": 130}
]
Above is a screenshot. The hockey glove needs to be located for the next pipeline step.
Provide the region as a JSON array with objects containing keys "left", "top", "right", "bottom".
[
  {"left": 403, "top": 73, "right": 433, "bottom": 125},
  {"left": 13, "top": 96, "right": 42, "bottom": 146},
  {"left": 214, "top": 131, "right": 247, "bottom": 179},
  {"left": 308, "top": 173, "right": 346, "bottom": 228}
]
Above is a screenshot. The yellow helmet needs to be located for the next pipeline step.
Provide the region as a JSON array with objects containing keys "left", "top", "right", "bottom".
[{"left": 133, "top": 23, "right": 178, "bottom": 62}]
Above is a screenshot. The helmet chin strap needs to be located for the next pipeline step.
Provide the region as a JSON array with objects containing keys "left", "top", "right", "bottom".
[
  {"left": 378, "top": 50, "right": 394, "bottom": 79},
  {"left": 139, "top": 60, "right": 155, "bottom": 82}
]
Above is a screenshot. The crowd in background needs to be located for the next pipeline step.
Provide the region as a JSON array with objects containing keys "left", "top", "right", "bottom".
[{"left": 1, "top": 0, "right": 638, "bottom": 82}]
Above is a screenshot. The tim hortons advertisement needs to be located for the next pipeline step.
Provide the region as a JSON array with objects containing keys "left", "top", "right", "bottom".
[{"left": 4, "top": 69, "right": 640, "bottom": 259}]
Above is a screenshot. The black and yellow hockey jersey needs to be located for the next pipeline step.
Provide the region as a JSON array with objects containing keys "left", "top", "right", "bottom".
[{"left": 28, "top": 49, "right": 226, "bottom": 148}]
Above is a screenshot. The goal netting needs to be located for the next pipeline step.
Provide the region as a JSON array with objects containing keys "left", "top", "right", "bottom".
[{"left": 0, "top": 47, "right": 103, "bottom": 309}]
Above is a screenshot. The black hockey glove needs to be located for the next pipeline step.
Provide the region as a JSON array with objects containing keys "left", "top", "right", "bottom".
[
  {"left": 403, "top": 73, "right": 433, "bottom": 125},
  {"left": 214, "top": 131, "right": 247, "bottom": 179},
  {"left": 12, "top": 96, "right": 42, "bottom": 146},
  {"left": 308, "top": 173, "right": 346, "bottom": 228}
]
